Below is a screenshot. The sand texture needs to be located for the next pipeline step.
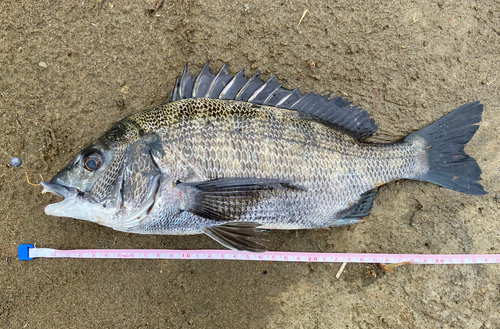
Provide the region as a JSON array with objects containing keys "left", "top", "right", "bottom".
[{"left": 1, "top": 1, "right": 499, "bottom": 328}]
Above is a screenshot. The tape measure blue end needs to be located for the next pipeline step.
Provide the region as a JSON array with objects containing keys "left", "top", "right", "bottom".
[{"left": 18, "top": 244, "right": 34, "bottom": 261}]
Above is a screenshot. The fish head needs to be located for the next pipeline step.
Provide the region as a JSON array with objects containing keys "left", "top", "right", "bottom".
[{"left": 41, "top": 120, "right": 165, "bottom": 231}]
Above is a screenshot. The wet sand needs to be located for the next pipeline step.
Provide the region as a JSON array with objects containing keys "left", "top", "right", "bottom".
[{"left": 1, "top": 1, "right": 499, "bottom": 328}]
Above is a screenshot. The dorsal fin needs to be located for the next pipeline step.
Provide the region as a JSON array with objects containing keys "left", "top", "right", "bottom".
[
  {"left": 192, "top": 62, "right": 215, "bottom": 98},
  {"left": 169, "top": 62, "right": 378, "bottom": 139},
  {"left": 206, "top": 63, "right": 232, "bottom": 98},
  {"left": 235, "top": 71, "right": 264, "bottom": 101}
]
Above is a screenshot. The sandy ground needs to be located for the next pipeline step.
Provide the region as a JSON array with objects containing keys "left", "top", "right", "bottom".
[{"left": 1, "top": 0, "right": 499, "bottom": 328}]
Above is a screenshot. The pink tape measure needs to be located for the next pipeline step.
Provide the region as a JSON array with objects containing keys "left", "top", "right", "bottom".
[{"left": 18, "top": 244, "right": 500, "bottom": 264}]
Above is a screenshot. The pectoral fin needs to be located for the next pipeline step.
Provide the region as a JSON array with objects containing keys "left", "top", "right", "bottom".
[
  {"left": 177, "top": 177, "right": 304, "bottom": 222},
  {"left": 203, "top": 222, "right": 268, "bottom": 252}
]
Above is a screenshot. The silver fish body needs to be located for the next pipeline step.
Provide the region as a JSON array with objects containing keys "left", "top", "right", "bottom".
[{"left": 41, "top": 63, "right": 486, "bottom": 251}]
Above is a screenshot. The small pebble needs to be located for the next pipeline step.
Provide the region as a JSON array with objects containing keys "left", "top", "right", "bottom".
[
  {"left": 38, "top": 61, "right": 48, "bottom": 68},
  {"left": 10, "top": 157, "right": 22, "bottom": 167}
]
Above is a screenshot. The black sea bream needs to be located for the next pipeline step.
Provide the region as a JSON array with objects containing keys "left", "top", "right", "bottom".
[{"left": 41, "top": 63, "right": 486, "bottom": 251}]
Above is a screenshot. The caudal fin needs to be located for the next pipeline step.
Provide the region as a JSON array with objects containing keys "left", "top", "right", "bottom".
[{"left": 405, "top": 101, "right": 487, "bottom": 195}]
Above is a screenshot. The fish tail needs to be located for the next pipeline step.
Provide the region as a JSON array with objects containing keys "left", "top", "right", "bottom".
[{"left": 404, "top": 101, "right": 487, "bottom": 195}]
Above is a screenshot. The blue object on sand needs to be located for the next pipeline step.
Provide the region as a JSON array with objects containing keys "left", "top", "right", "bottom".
[{"left": 18, "top": 244, "right": 34, "bottom": 261}]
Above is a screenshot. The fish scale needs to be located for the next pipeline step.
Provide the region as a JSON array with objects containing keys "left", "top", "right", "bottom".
[
  {"left": 40, "top": 63, "right": 486, "bottom": 252},
  {"left": 124, "top": 98, "right": 420, "bottom": 230}
]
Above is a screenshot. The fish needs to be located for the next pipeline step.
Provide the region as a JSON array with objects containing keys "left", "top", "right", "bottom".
[{"left": 40, "top": 62, "right": 487, "bottom": 252}]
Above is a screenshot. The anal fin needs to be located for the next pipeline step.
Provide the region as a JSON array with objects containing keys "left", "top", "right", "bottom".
[
  {"left": 203, "top": 222, "right": 268, "bottom": 252},
  {"left": 344, "top": 190, "right": 377, "bottom": 219},
  {"left": 323, "top": 190, "right": 377, "bottom": 227}
]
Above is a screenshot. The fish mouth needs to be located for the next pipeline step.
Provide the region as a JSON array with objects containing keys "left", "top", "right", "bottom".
[
  {"left": 40, "top": 181, "right": 83, "bottom": 216},
  {"left": 40, "top": 181, "right": 81, "bottom": 199}
]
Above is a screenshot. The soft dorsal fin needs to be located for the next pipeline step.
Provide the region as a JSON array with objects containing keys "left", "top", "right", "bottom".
[{"left": 169, "top": 62, "right": 378, "bottom": 139}]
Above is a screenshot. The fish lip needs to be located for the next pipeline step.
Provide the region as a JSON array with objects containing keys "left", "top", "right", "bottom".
[
  {"left": 40, "top": 181, "right": 80, "bottom": 199},
  {"left": 41, "top": 181, "right": 83, "bottom": 217}
]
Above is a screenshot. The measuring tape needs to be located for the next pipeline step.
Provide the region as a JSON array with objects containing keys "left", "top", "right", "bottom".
[{"left": 17, "top": 244, "right": 500, "bottom": 264}]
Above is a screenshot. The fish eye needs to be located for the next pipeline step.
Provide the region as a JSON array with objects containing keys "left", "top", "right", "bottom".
[{"left": 82, "top": 151, "right": 104, "bottom": 171}]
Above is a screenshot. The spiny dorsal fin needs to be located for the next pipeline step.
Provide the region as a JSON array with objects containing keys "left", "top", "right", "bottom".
[
  {"left": 169, "top": 62, "right": 378, "bottom": 139},
  {"left": 206, "top": 63, "right": 231, "bottom": 98}
]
